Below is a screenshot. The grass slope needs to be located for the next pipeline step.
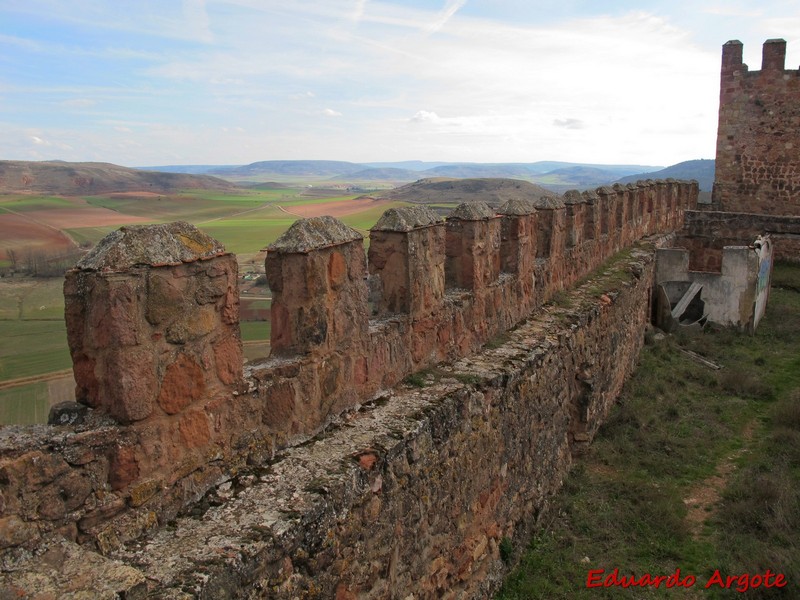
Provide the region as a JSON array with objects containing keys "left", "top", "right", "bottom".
[{"left": 498, "top": 262, "right": 800, "bottom": 599}]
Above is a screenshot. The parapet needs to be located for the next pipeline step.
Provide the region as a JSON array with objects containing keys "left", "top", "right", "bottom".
[{"left": 0, "top": 178, "right": 696, "bottom": 564}]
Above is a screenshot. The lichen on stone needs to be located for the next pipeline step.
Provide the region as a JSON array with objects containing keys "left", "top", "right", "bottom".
[
  {"left": 532, "top": 195, "right": 566, "bottom": 210},
  {"left": 76, "top": 222, "right": 226, "bottom": 272},
  {"left": 268, "top": 215, "right": 362, "bottom": 253},
  {"left": 371, "top": 206, "right": 442, "bottom": 232},
  {"left": 562, "top": 190, "right": 585, "bottom": 205},
  {"left": 497, "top": 198, "right": 537, "bottom": 215},
  {"left": 448, "top": 201, "right": 495, "bottom": 221},
  {"left": 582, "top": 189, "right": 599, "bottom": 204}
]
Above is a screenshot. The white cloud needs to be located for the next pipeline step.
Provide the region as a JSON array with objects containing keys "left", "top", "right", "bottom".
[
  {"left": 424, "top": 0, "right": 467, "bottom": 34},
  {"left": 410, "top": 110, "right": 442, "bottom": 123},
  {"left": 183, "top": 0, "right": 214, "bottom": 42},
  {"left": 3, "top": 1, "right": 767, "bottom": 165},
  {"left": 553, "top": 118, "right": 585, "bottom": 130},
  {"left": 352, "top": 0, "right": 368, "bottom": 23}
]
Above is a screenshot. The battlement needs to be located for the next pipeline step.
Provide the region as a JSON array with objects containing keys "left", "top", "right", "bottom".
[
  {"left": 721, "top": 38, "right": 793, "bottom": 75},
  {"left": 713, "top": 39, "right": 800, "bottom": 215},
  {"left": 0, "top": 180, "right": 696, "bottom": 596}
]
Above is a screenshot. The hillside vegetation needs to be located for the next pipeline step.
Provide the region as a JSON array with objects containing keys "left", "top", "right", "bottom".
[
  {"left": 616, "top": 159, "right": 716, "bottom": 192},
  {"left": 0, "top": 160, "right": 237, "bottom": 195},
  {"left": 147, "top": 159, "right": 667, "bottom": 189},
  {"left": 365, "top": 177, "right": 559, "bottom": 207},
  {"left": 499, "top": 262, "right": 800, "bottom": 599}
]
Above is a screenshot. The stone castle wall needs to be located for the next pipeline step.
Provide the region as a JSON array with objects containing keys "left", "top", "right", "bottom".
[
  {"left": 682, "top": 209, "right": 800, "bottom": 266},
  {"left": 712, "top": 39, "right": 800, "bottom": 215},
  {"left": 0, "top": 180, "right": 696, "bottom": 597}
]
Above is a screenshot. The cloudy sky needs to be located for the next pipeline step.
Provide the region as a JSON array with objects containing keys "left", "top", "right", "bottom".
[{"left": 1, "top": 0, "right": 799, "bottom": 168}]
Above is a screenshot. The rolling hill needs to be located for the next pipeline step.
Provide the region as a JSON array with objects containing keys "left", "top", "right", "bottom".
[
  {"left": 616, "top": 159, "right": 715, "bottom": 192},
  {"left": 0, "top": 160, "right": 237, "bottom": 195},
  {"left": 144, "top": 160, "right": 663, "bottom": 187},
  {"left": 365, "top": 177, "right": 559, "bottom": 207}
]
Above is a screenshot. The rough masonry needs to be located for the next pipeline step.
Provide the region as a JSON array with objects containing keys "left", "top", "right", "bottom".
[
  {"left": 0, "top": 180, "right": 696, "bottom": 598},
  {"left": 689, "top": 39, "right": 800, "bottom": 266},
  {"left": 712, "top": 39, "right": 800, "bottom": 215}
]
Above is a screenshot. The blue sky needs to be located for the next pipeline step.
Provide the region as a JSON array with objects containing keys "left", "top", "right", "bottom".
[{"left": 1, "top": 0, "right": 799, "bottom": 167}]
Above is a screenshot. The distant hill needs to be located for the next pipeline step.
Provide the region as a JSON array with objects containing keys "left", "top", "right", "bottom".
[
  {"left": 137, "top": 164, "right": 238, "bottom": 174},
  {"left": 423, "top": 164, "right": 539, "bottom": 179},
  {"left": 143, "top": 160, "right": 662, "bottom": 186},
  {"left": 366, "top": 177, "right": 559, "bottom": 207},
  {"left": 542, "top": 167, "right": 619, "bottom": 187},
  {"left": 616, "top": 159, "right": 715, "bottom": 192},
  {"left": 0, "top": 160, "right": 237, "bottom": 194},
  {"left": 210, "top": 160, "right": 362, "bottom": 179},
  {"left": 331, "top": 167, "right": 421, "bottom": 182}
]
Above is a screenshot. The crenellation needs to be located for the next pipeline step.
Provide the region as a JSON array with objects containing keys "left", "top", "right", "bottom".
[
  {"left": 762, "top": 38, "right": 787, "bottom": 73},
  {"left": 562, "top": 190, "right": 585, "bottom": 249},
  {"left": 712, "top": 39, "right": 800, "bottom": 215},
  {"left": 497, "top": 198, "right": 537, "bottom": 286},
  {"left": 445, "top": 202, "right": 501, "bottom": 291},
  {"left": 0, "top": 179, "right": 697, "bottom": 596},
  {"left": 64, "top": 223, "right": 242, "bottom": 424},
  {"left": 581, "top": 189, "right": 600, "bottom": 243},
  {"left": 368, "top": 206, "right": 445, "bottom": 317},
  {"left": 266, "top": 216, "right": 369, "bottom": 357}
]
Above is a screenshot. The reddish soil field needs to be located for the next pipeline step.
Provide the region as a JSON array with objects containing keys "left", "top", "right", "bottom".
[
  {"left": 0, "top": 213, "right": 74, "bottom": 259},
  {"left": 279, "top": 198, "right": 391, "bottom": 218}
]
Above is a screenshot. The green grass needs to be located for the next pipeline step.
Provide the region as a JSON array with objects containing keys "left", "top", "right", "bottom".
[
  {"left": 65, "top": 226, "right": 118, "bottom": 247},
  {"left": 199, "top": 218, "right": 296, "bottom": 254},
  {"left": 0, "top": 291, "right": 19, "bottom": 320},
  {"left": 0, "top": 382, "right": 53, "bottom": 425},
  {"left": 18, "top": 278, "right": 65, "bottom": 319},
  {"left": 240, "top": 320, "right": 270, "bottom": 342},
  {"left": 337, "top": 201, "right": 408, "bottom": 232},
  {"left": 0, "top": 278, "right": 64, "bottom": 320},
  {"left": 498, "top": 262, "right": 800, "bottom": 599},
  {"left": 0, "top": 320, "right": 71, "bottom": 381},
  {"left": 0, "top": 195, "right": 77, "bottom": 210}
]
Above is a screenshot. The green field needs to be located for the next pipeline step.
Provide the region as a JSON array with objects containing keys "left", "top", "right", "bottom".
[
  {"left": 0, "top": 195, "right": 77, "bottom": 210},
  {"left": 0, "top": 186, "right": 408, "bottom": 424},
  {"left": 0, "top": 382, "right": 53, "bottom": 426},
  {"left": 0, "top": 320, "right": 71, "bottom": 381},
  {"left": 200, "top": 218, "right": 296, "bottom": 254},
  {"left": 65, "top": 226, "right": 118, "bottom": 247}
]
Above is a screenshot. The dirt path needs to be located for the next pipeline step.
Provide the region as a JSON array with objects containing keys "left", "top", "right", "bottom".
[
  {"left": 0, "top": 369, "right": 74, "bottom": 391},
  {"left": 276, "top": 205, "right": 303, "bottom": 218},
  {"left": 683, "top": 420, "right": 756, "bottom": 538},
  {"left": 195, "top": 203, "right": 274, "bottom": 225}
]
